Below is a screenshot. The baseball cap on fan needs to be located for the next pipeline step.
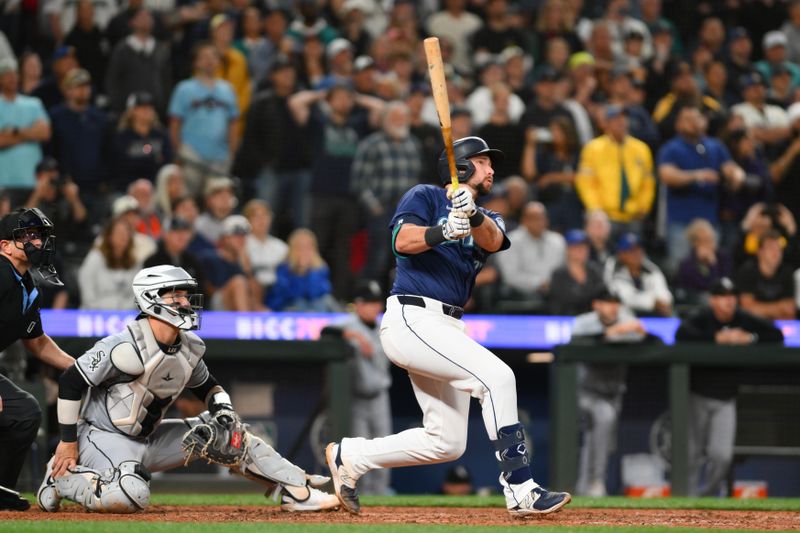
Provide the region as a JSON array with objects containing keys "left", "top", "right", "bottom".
[
  {"left": 616, "top": 232, "right": 642, "bottom": 252},
  {"left": 327, "top": 38, "right": 353, "bottom": 61},
  {"left": 209, "top": 13, "right": 233, "bottom": 32},
  {"left": 221, "top": 215, "right": 251, "bottom": 236},
  {"left": 710, "top": 277, "right": 738, "bottom": 296},
  {"left": 112, "top": 195, "right": 140, "bottom": 217},
  {"left": 565, "top": 229, "right": 588, "bottom": 246},
  {"left": 126, "top": 91, "right": 155, "bottom": 109},
  {"left": 163, "top": 216, "right": 193, "bottom": 232},
  {"left": 204, "top": 176, "right": 235, "bottom": 197},
  {"left": 354, "top": 55, "right": 375, "bottom": 73},
  {"left": 61, "top": 68, "right": 91, "bottom": 89},
  {"left": 763, "top": 30, "right": 788, "bottom": 50},
  {"left": 0, "top": 57, "right": 18, "bottom": 74}
]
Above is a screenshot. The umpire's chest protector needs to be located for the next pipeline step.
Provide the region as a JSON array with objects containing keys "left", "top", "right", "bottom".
[{"left": 101, "top": 319, "right": 206, "bottom": 436}]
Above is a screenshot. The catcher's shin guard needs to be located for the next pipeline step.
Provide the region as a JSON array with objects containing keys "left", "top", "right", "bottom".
[
  {"left": 53, "top": 461, "right": 151, "bottom": 513},
  {"left": 234, "top": 434, "right": 307, "bottom": 488},
  {"left": 234, "top": 434, "right": 339, "bottom": 511}
]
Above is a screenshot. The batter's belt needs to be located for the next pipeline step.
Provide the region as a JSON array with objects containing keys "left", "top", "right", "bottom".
[{"left": 397, "top": 295, "right": 464, "bottom": 320}]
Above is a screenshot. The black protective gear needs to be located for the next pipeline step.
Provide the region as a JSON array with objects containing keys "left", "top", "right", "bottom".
[
  {"left": 0, "top": 208, "right": 61, "bottom": 286},
  {"left": 437, "top": 136, "right": 504, "bottom": 185}
]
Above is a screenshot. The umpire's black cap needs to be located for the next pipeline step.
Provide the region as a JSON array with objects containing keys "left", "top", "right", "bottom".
[{"left": 353, "top": 280, "right": 383, "bottom": 302}]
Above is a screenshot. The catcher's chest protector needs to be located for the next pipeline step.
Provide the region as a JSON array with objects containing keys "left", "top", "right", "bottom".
[{"left": 99, "top": 320, "right": 205, "bottom": 437}]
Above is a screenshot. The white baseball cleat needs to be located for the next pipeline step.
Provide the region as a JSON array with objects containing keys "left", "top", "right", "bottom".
[
  {"left": 279, "top": 484, "right": 340, "bottom": 512},
  {"left": 325, "top": 442, "right": 361, "bottom": 515},
  {"left": 507, "top": 486, "right": 572, "bottom": 517}
]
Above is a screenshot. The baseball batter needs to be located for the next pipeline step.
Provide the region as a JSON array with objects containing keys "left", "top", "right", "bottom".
[
  {"left": 37, "top": 265, "right": 339, "bottom": 513},
  {"left": 326, "top": 137, "right": 571, "bottom": 517}
]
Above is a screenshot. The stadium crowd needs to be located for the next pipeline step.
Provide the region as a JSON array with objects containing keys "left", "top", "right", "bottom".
[{"left": 0, "top": 0, "right": 799, "bottom": 317}]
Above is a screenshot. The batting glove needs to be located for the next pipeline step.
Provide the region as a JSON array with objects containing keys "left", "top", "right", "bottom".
[
  {"left": 448, "top": 186, "right": 477, "bottom": 217},
  {"left": 443, "top": 209, "right": 471, "bottom": 240}
]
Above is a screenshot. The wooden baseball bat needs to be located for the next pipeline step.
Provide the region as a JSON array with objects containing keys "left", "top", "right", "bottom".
[{"left": 423, "top": 37, "right": 459, "bottom": 189}]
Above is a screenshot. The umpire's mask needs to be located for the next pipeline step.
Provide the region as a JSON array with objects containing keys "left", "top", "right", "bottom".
[{"left": 0, "top": 207, "right": 62, "bottom": 286}]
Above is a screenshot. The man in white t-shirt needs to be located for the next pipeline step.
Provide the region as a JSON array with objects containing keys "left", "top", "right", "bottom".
[{"left": 732, "top": 71, "right": 790, "bottom": 149}]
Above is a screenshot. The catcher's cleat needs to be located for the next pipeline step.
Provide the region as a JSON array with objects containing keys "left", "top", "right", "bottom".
[
  {"left": 36, "top": 459, "right": 61, "bottom": 513},
  {"left": 279, "top": 485, "right": 340, "bottom": 512},
  {"left": 325, "top": 442, "right": 360, "bottom": 515},
  {"left": 0, "top": 485, "right": 31, "bottom": 512},
  {"left": 508, "top": 486, "right": 571, "bottom": 518}
]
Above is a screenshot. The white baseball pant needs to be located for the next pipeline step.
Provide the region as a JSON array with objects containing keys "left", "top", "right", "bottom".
[{"left": 339, "top": 295, "right": 520, "bottom": 478}]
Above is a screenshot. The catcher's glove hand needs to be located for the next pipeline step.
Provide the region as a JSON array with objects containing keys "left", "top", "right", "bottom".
[{"left": 181, "top": 409, "right": 249, "bottom": 467}]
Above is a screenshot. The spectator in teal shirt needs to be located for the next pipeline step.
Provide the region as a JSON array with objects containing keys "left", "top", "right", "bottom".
[
  {"left": 0, "top": 57, "right": 51, "bottom": 205},
  {"left": 168, "top": 42, "right": 239, "bottom": 197}
]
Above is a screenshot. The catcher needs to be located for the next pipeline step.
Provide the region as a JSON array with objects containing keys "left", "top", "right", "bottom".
[{"left": 37, "top": 265, "right": 339, "bottom": 513}]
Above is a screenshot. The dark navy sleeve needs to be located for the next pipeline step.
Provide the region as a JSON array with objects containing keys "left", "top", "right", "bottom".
[
  {"left": 390, "top": 185, "right": 437, "bottom": 258},
  {"left": 484, "top": 208, "right": 511, "bottom": 252},
  {"left": 390, "top": 185, "right": 435, "bottom": 228}
]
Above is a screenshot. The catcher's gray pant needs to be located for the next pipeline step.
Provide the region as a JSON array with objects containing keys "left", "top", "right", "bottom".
[
  {"left": 688, "top": 394, "right": 736, "bottom": 497},
  {"left": 576, "top": 391, "right": 622, "bottom": 495},
  {"left": 77, "top": 418, "right": 196, "bottom": 474},
  {"left": 350, "top": 392, "right": 392, "bottom": 495}
]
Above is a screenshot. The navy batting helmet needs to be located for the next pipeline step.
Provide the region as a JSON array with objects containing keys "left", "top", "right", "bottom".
[{"left": 437, "top": 136, "right": 503, "bottom": 186}]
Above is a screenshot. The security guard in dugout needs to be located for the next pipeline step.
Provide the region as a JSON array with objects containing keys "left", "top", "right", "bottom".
[{"left": 0, "top": 208, "right": 74, "bottom": 511}]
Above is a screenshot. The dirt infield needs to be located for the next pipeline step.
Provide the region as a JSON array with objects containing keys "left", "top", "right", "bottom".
[{"left": 6, "top": 505, "right": 800, "bottom": 529}]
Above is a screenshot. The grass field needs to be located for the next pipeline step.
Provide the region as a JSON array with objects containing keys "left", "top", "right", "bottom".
[
  {"left": 134, "top": 493, "right": 800, "bottom": 511},
  {"left": 3, "top": 494, "right": 799, "bottom": 533}
]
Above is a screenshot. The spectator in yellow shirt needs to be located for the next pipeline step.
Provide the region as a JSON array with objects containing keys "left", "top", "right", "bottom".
[
  {"left": 210, "top": 14, "right": 252, "bottom": 118},
  {"left": 576, "top": 106, "right": 655, "bottom": 236}
]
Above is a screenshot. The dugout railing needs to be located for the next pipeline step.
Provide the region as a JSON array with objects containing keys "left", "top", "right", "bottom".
[{"left": 549, "top": 344, "right": 800, "bottom": 496}]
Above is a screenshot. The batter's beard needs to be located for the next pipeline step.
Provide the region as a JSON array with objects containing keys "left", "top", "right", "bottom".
[{"left": 475, "top": 180, "right": 493, "bottom": 197}]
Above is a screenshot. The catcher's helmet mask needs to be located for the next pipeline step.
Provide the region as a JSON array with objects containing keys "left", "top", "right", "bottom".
[
  {"left": 437, "top": 136, "right": 504, "bottom": 187},
  {"left": 0, "top": 207, "right": 62, "bottom": 286},
  {"left": 133, "top": 265, "right": 203, "bottom": 330}
]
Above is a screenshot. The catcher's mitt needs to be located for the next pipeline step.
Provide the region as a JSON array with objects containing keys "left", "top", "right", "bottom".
[{"left": 181, "top": 410, "right": 249, "bottom": 467}]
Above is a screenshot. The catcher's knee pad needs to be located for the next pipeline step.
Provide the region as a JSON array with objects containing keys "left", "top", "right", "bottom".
[
  {"left": 55, "top": 461, "right": 151, "bottom": 513},
  {"left": 236, "top": 434, "right": 307, "bottom": 489}
]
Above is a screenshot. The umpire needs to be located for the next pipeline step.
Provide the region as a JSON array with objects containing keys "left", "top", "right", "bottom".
[{"left": 0, "top": 208, "right": 74, "bottom": 510}]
